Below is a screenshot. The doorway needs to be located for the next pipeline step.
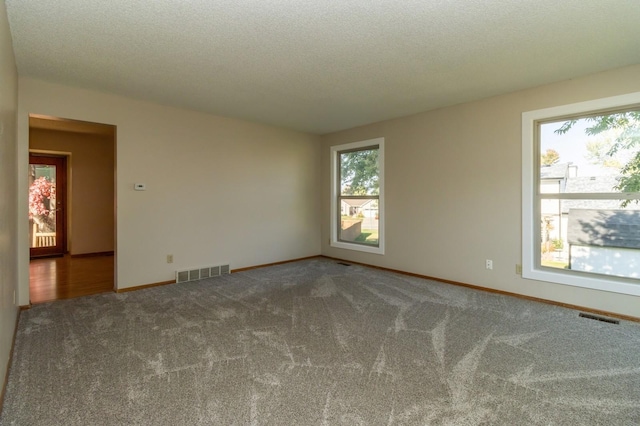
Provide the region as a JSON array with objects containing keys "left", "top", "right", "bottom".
[
  {"left": 29, "top": 154, "right": 67, "bottom": 258},
  {"left": 28, "top": 115, "right": 116, "bottom": 303}
]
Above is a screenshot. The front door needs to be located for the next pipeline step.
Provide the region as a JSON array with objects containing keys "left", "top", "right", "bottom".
[{"left": 29, "top": 155, "right": 66, "bottom": 258}]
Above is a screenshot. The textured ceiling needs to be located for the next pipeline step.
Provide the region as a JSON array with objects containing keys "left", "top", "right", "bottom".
[{"left": 6, "top": 1, "right": 640, "bottom": 134}]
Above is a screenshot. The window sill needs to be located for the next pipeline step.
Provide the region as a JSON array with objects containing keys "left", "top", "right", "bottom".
[
  {"left": 523, "top": 266, "right": 640, "bottom": 297},
  {"left": 330, "top": 240, "right": 385, "bottom": 255}
]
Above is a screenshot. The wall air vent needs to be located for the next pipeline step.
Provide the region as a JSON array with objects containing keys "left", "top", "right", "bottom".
[
  {"left": 177, "top": 270, "right": 189, "bottom": 283},
  {"left": 176, "top": 263, "right": 231, "bottom": 284},
  {"left": 210, "top": 266, "right": 220, "bottom": 277}
]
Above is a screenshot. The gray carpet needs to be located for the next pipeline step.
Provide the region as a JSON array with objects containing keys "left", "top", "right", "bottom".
[{"left": 1, "top": 258, "right": 639, "bottom": 425}]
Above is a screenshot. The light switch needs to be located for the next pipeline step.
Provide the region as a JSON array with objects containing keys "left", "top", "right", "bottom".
[{"left": 134, "top": 183, "right": 146, "bottom": 191}]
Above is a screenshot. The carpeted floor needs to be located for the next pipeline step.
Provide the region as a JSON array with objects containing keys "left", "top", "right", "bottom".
[{"left": 1, "top": 258, "right": 639, "bottom": 425}]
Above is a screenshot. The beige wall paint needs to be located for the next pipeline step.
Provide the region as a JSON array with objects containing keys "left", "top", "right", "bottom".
[
  {"left": 30, "top": 128, "right": 115, "bottom": 255},
  {"left": 0, "top": 0, "right": 19, "bottom": 398},
  {"left": 17, "top": 78, "right": 321, "bottom": 303},
  {"left": 321, "top": 64, "right": 640, "bottom": 318}
]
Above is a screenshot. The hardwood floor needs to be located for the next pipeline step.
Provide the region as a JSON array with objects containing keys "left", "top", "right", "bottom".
[{"left": 29, "top": 254, "right": 115, "bottom": 304}]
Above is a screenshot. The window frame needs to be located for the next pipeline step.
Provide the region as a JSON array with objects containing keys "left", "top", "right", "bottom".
[
  {"left": 330, "top": 138, "right": 385, "bottom": 255},
  {"left": 522, "top": 91, "right": 640, "bottom": 296}
]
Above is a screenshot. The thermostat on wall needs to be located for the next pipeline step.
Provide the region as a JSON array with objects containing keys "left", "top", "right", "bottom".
[{"left": 134, "top": 183, "right": 146, "bottom": 191}]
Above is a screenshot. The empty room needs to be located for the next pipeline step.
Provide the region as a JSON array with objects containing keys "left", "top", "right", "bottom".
[{"left": 1, "top": 1, "right": 639, "bottom": 424}]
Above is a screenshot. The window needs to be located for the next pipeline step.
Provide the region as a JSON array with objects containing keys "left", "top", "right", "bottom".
[
  {"left": 522, "top": 92, "right": 640, "bottom": 296},
  {"left": 330, "top": 138, "right": 384, "bottom": 254}
]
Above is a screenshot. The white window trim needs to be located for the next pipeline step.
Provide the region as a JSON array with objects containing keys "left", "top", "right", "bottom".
[
  {"left": 330, "top": 138, "right": 385, "bottom": 255},
  {"left": 522, "top": 91, "right": 640, "bottom": 296}
]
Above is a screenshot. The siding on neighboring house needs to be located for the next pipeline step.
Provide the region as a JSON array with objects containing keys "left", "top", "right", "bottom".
[{"left": 568, "top": 209, "right": 640, "bottom": 278}]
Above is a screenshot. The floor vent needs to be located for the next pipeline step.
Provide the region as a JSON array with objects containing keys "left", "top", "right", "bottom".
[
  {"left": 337, "top": 262, "right": 351, "bottom": 266},
  {"left": 579, "top": 312, "right": 620, "bottom": 325},
  {"left": 176, "top": 264, "right": 231, "bottom": 284}
]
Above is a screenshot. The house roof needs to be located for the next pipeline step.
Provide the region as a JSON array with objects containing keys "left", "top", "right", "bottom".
[
  {"left": 540, "top": 163, "right": 569, "bottom": 180},
  {"left": 341, "top": 199, "right": 374, "bottom": 208},
  {"left": 565, "top": 175, "right": 618, "bottom": 193},
  {"left": 561, "top": 175, "right": 640, "bottom": 213},
  {"left": 5, "top": 1, "right": 640, "bottom": 134},
  {"left": 567, "top": 209, "right": 640, "bottom": 249}
]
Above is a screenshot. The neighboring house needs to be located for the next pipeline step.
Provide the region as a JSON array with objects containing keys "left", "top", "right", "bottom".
[
  {"left": 567, "top": 209, "right": 640, "bottom": 278},
  {"left": 542, "top": 170, "right": 640, "bottom": 274},
  {"left": 562, "top": 174, "right": 625, "bottom": 211},
  {"left": 540, "top": 163, "right": 571, "bottom": 193},
  {"left": 561, "top": 174, "right": 640, "bottom": 237},
  {"left": 540, "top": 163, "right": 571, "bottom": 247},
  {"left": 557, "top": 174, "right": 623, "bottom": 253},
  {"left": 341, "top": 199, "right": 377, "bottom": 218}
]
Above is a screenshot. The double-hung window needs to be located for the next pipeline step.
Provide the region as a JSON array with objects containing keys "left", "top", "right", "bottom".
[
  {"left": 522, "top": 92, "right": 640, "bottom": 296},
  {"left": 330, "top": 138, "right": 384, "bottom": 254}
]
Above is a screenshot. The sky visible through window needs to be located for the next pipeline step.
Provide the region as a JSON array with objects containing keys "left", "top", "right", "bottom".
[{"left": 540, "top": 119, "right": 635, "bottom": 178}]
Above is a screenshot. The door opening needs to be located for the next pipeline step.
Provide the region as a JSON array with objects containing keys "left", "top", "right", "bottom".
[{"left": 28, "top": 114, "right": 117, "bottom": 303}]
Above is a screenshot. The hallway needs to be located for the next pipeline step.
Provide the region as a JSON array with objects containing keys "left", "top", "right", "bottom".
[{"left": 29, "top": 254, "right": 114, "bottom": 304}]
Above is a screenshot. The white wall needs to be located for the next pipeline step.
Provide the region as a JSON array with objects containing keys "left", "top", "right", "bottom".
[
  {"left": 0, "top": 0, "right": 19, "bottom": 398},
  {"left": 17, "top": 78, "right": 322, "bottom": 303},
  {"left": 321, "top": 64, "right": 640, "bottom": 318}
]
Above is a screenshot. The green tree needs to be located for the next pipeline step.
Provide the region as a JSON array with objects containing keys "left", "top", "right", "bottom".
[
  {"left": 585, "top": 137, "right": 622, "bottom": 169},
  {"left": 340, "top": 149, "right": 379, "bottom": 195},
  {"left": 541, "top": 148, "right": 560, "bottom": 166},
  {"left": 555, "top": 111, "right": 640, "bottom": 206}
]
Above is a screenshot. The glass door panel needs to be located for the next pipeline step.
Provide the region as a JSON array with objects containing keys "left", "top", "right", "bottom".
[{"left": 29, "top": 155, "right": 65, "bottom": 257}]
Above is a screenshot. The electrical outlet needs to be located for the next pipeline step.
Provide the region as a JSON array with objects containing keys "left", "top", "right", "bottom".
[
  {"left": 485, "top": 259, "right": 493, "bottom": 270},
  {"left": 167, "top": 254, "right": 173, "bottom": 264},
  {"left": 516, "top": 264, "right": 522, "bottom": 275}
]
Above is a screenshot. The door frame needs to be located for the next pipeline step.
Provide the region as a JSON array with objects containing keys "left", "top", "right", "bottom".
[
  {"left": 19, "top": 114, "right": 118, "bottom": 306},
  {"left": 28, "top": 153, "right": 68, "bottom": 258}
]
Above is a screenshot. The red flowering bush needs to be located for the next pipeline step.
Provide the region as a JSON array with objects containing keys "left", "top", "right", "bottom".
[{"left": 29, "top": 177, "right": 56, "bottom": 220}]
